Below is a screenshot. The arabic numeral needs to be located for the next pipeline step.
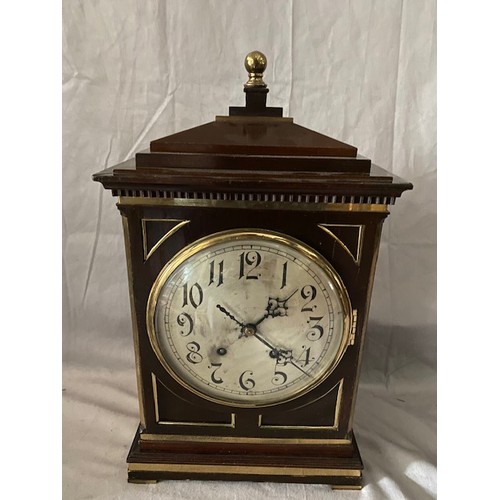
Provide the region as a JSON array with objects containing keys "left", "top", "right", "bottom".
[
  {"left": 239, "top": 251, "right": 262, "bottom": 280},
  {"left": 186, "top": 341, "right": 203, "bottom": 364},
  {"left": 297, "top": 346, "right": 312, "bottom": 367},
  {"left": 182, "top": 282, "right": 204, "bottom": 309},
  {"left": 177, "top": 312, "right": 194, "bottom": 336},
  {"left": 271, "top": 370, "right": 287, "bottom": 386},
  {"left": 300, "top": 285, "right": 317, "bottom": 312},
  {"left": 280, "top": 262, "right": 288, "bottom": 289},
  {"left": 210, "top": 363, "right": 224, "bottom": 384},
  {"left": 238, "top": 370, "right": 256, "bottom": 391},
  {"left": 306, "top": 316, "right": 324, "bottom": 341},
  {"left": 208, "top": 259, "right": 224, "bottom": 287}
]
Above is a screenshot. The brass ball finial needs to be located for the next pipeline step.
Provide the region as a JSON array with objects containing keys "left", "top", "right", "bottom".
[{"left": 244, "top": 51, "right": 267, "bottom": 88}]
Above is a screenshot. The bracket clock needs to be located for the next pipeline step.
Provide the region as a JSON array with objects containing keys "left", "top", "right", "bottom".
[{"left": 93, "top": 51, "right": 412, "bottom": 489}]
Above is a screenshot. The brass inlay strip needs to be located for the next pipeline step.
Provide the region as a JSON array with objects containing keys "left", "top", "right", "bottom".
[
  {"left": 334, "top": 378, "right": 344, "bottom": 429},
  {"left": 152, "top": 373, "right": 160, "bottom": 422},
  {"left": 140, "top": 433, "right": 352, "bottom": 445},
  {"left": 119, "top": 197, "right": 389, "bottom": 213},
  {"left": 128, "top": 463, "right": 361, "bottom": 477},
  {"left": 317, "top": 224, "right": 364, "bottom": 265},
  {"left": 257, "top": 379, "right": 343, "bottom": 430},
  {"left": 141, "top": 218, "right": 190, "bottom": 261},
  {"left": 122, "top": 216, "right": 146, "bottom": 427},
  {"left": 347, "top": 223, "right": 384, "bottom": 431},
  {"left": 151, "top": 373, "right": 236, "bottom": 427}
]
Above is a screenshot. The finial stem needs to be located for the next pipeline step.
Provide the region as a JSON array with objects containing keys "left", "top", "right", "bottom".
[{"left": 228, "top": 50, "right": 282, "bottom": 117}]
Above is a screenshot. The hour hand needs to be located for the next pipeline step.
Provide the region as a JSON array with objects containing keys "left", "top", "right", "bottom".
[
  {"left": 265, "top": 298, "right": 287, "bottom": 318},
  {"left": 216, "top": 304, "right": 244, "bottom": 328},
  {"left": 260, "top": 288, "right": 299, "bottom": 321}
]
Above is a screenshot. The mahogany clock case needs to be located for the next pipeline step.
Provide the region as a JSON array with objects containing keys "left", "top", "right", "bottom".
[
  {"left": 93, "top": 128, "right": 411, "bottom": 487},
  {"left": 119, "top": 199, "right": 386, "bottom": 486},
  {"left": 92, "top": 53, "right": 412, "bottom": 487}
]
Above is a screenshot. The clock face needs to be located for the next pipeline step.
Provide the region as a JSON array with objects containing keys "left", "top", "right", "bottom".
[{"left": 147, "top": 230, "right": 351, "bottom": 407}]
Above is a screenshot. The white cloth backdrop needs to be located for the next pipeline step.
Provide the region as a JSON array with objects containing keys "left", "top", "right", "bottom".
[{"left": 62, "top": 1, "right": 436, "bottom": 498}]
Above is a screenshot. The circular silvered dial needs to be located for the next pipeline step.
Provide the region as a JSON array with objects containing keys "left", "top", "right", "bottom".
[{"left": 147, "top": 230, "right": 351, "bottom": 407}]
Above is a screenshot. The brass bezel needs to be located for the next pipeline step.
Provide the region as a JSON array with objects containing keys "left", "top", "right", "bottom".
[{"left": 146, "top": 229, "right": 352, "bottom": 408}]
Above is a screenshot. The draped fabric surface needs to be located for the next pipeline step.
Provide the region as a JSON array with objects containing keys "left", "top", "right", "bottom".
[{"left": 62, "top": 1, "right": 436, "bottom": 498}]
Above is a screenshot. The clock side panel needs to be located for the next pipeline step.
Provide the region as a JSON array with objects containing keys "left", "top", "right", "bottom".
[{"left": 118, "top": 201, "right": 386, "bottom": 441}]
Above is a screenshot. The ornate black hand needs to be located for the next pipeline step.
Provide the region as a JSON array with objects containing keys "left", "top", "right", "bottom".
[
  {"left": 216, "top": 300, "right": 310, "bottom": 377},
  {"left": 254, "top": 288, "right": 298, "bottom": 326},
  {"left": 252, "top": 331, "right": 312, "bottom": 378},
  {"left": 216, "top": 304, "right": 265, "bottom": 340},
  {"left": 216, "top": 304, "right": 244, "bottom": 328}
]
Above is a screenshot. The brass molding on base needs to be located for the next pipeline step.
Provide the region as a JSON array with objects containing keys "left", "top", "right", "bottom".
[
  {"left": 139, "top": 432, "right": 352, "bottom": 446},
  {"left": 127, "top": 425, "right": 364, "bottom": 487},
  {"left": 127, "top": 462, "right": 362, "bottom": 478}
]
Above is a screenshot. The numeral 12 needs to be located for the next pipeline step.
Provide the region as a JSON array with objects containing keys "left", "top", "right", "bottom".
[{"left": 239, "top": 251, "right": 262, "bottom": 280}]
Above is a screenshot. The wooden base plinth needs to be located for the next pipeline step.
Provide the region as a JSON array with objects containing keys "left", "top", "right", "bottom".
[{"left": 126, "top": 426, "right": 363, "bottom": 489}]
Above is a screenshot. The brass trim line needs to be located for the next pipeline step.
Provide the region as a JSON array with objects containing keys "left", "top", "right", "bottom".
[
  {"left": 152, "top": 373, "right": 160, "bottom": 422},
  {"left": 317, "top": 224, "right": 365, "bottom": 265},
  {"left": 118, "top": 197, "right": 389, "bottom": 213},
  {"left": 334, "top": 378, "right": 344, "bottom": 430},
  {"left": 122, "top": 216, "right": 146, "bottom": 427},
  {"left": 151, "top": 373, "right": 236, "bottom": 427},
  {"left": 141, "top": 218, "right": 190, "bottom": 261},
  {"left": 139, "top": 433, "right": 352, "bottom": 445},
  {"left": 257, "top": 379, "right": 343, "bottom": 430},
  {"left": 347, "top": 222, "right": 384, "bottom": 431},
  {"left": 128, "top": 463, "right": 362, "bottom": 477}
]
